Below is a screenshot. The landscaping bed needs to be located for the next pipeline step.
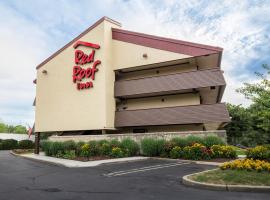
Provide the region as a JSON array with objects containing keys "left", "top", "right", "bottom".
[
  {"left": 186, "top": 146, "right": 270, "bottom": 189},
  {"left": 190, "top": 169, "right": 270, "bottom": 186},
  {"left": 40, "top": 135, "right": 238, "bottom": 162}
]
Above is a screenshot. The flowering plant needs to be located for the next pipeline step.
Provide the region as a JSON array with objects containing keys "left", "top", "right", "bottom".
[{"left": 220, "top": 159, "right": 270, "bottom": 172}]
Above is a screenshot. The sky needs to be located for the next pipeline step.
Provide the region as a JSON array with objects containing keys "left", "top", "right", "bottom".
[{"left": 0, "top": 0, "right": 269, "bottom": 126}]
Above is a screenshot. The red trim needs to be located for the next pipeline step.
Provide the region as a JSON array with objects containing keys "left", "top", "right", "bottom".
[
  {"left": 112, "top": 28, "right": 222, "bottom": 57},
  {"left": 36, "top": 16, "right": 121, "bottom": 70},
  {"left": 73, "top": 41, "right": 100, "bottom": 49}
]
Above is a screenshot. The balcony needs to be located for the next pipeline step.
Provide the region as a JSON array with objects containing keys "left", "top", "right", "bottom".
[
  {"left": 114, "top": 68, "right": 225, "bottom": 98},
  {"left": 115, "top": 103, "right": 230, "bottom": 127}
]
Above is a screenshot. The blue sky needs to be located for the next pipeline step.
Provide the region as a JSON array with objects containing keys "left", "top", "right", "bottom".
[{"left": 0, "top": 0, "right": 269, "bottom": 126}]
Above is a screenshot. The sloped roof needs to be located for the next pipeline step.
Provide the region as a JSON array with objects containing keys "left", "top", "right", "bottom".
[
  {"left": 112, "top": 28, "right": 222, "bottom": 56},
  {"left": 36, "top": 16, "right": 223, "bottom": 70},
  {"left": 36, "top": 16, "right": 121, "bottom": 70}
]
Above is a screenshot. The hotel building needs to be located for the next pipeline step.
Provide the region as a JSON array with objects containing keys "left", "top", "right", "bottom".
[{"left": 33, "top": 17, "right": 230, "bottom": 138}]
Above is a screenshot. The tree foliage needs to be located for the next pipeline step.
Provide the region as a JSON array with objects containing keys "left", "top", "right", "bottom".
[
  {"left": 0, "top": 123, "right": 27, "bottom": 134},
  {"left": 225, "top": 64, "right": 270, "bottom": 146}
]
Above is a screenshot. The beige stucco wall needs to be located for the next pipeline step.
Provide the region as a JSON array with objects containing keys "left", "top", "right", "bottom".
[
  {"left": 117, "top": 93, "right": 200, "bottom": 111},
  {"left": 112, "top": 40, "right": 191, "bottom": 70},
  {"left": 35, "top": 21, "right": 109, "bottom": 132}
]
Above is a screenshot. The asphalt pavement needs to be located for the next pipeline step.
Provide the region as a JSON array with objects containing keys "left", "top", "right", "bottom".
[{"left": 0, "top": 151, "right": 269, "bottom": 200}]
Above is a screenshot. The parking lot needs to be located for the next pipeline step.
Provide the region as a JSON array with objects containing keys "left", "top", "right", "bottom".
[{"left": 0, "top": 151, "right": 268, "bottom": 200}]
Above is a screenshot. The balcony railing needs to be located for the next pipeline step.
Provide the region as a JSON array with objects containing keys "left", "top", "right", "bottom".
[
  {"left": 114, "top": 68, "right": 225, "bottom": 98},
  {"left": 115, "top": 103, "right": 230, "bottom": 127}
]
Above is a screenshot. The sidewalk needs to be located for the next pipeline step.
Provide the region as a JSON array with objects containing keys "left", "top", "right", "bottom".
[{"left": 14, "top": 152, "right": 149, "bottom": 168}]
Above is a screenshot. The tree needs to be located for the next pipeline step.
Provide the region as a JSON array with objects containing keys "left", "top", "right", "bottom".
[
  {"left": 237, "top": 64, "right": 270, "bottom": 143},
  {"left": 14, "top": 125, "right": 27, "bottom": 134},
  {"left": 0, "top": 123, "right": 8, "bottom": 133},
  {"left": 225, "top": 64, "right": 270, "bottom": 146}
]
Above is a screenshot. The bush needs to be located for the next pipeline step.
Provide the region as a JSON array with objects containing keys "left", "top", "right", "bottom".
[
  {"left": 75, "top": 141, "right": 85, "bottom": 156},
  {"left": 98, "top": 140, "right": 111, "bottom": 156},
  {"left": 81, "top": 144, "right": 90, "bottom": 157},
  {"left": 120, "top": 138, "right": 139, "bottom": 156},
  {"left": 161, "top": 141, "right": 176, "bottom": 157},
  {"left": 50, "top": 142, "right": 65, "bottom": 156},
  {"left": 170, "top": 137, "right": 188, "bottom": 148},
  {"left": 246, "top": 146, "right": 270, "bottom": 160},
  {"left": 170, "top": 146, "right": 182, "bottom": 159},
  {"left": 1, "top": 139, "right": 18, "bottom": 150},
  {"left": 185, "top": 135, "right": 204, "bottom": 146},
  {"left": 40, "top": 140, "right": 53, "bottom": 156},
  {"left": 109, "top": 139, "right": 121, "bottom": 148},
  {"left": 211, "top": 145, "right": 237, "bottom": 159},
  {"left": 141, "top": 138, "right": 165, "bottom": 157},
  {"left": 111, "top": 147, "right": 124, "bottom": 158},
  {"left": 63, "top": 140, "right": 76, "bottom": 151},
  {"left": 88, "top": 141, "right": 99, "bottom": 156},
  {"left": 183, "top": 143, "right": 212, "bottom": 160},
  {"left": 18, "top": 140, "right": 34, "bottom": 149},
  {"left": 202, "top": 136, "right": 225, "bottom": 148},
  {"left": 62, "top": 150, "right": 76, "bottom": 159}
]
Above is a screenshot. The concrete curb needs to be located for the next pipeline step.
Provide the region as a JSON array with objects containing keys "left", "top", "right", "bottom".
[
  {"left": 10, "top": 151, "right": 149, "bottom": 168},
  {"left": 153, "top": 157, "right": 222, "bottom": 166},
  {"left": 182, "top": 169, "right": 270, "bottom": 193}
]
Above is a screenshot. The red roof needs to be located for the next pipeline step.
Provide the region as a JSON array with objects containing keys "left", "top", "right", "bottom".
[{"left": 36, "top": 16, "right": 222, "bottom": 70}]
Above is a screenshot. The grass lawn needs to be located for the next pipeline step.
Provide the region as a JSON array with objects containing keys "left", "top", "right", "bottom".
[{"left": 190, "top": 169, "right": 270, "bottom": 186}]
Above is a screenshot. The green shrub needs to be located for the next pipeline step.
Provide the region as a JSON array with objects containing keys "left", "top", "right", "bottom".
[
  {"left": 1, "top": 139, "right": 18, "bottom": 150},
  {"left": 50, "top": 142, "right": 65, "bottom": 156},
  {"left": 62, "top": 150, "right": 76, "bottom": 159},
  {"left": 18, "top": 140, "right": 34, "bottom": 149},
  {"left": 170, "top": 137, "right": 188, "bottom": 148},
  {"left": 141, "top": 138, "right": 165, "bottom": 157},
  {"left": 75, "top": 141, "right": 85, "bottom": 156},
  {"left": 183, "top": 143, "right": 212, "bottom": 160},
  {"left": 40, "top": 140, "right": 53, "bottom": 156},
  {"left": 120, "top": 138, "right": 139, "bottom": 156},
  {"left": 63, "top": 140, "right": 76, "bottom": 151},
  {"left": 246, "top": 146, "right": 270, "bottom": 160},
  {"left": 211, "top": 145, "right": 237, "bottom": 159},
  {"left": 111, "top": 147, "right": 124, "bottom": 158},
  {"left": 88, "top": 140, "right": 99, "bottom": 156},
  {"left": 98, "top": 140, "right": 111, "bottom": 156},
  {"left": 161, "top": 141, "right": 176, "bottom": 157},
  {"left": 109, "top": 139, "right": 121, "bottom": 148},
  {"left": 80, "top": 143, "right": 90, "bottom": 157},
  {"left": 185, "top": 135, "right": 203, "bottom": 146},
  {"left": 170, "top": 146, "right": 182, "bottom": 159},
  {"left": 202, "top": 136, "right": 225, "bottom": 148}
]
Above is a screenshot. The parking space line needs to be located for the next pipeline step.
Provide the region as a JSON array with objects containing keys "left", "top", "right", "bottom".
[{"left": 104, "top": 162, "right": 190, "bottom": 177}]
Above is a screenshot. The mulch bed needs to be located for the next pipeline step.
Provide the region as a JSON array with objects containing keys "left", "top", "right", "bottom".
[
  {"left": 72, "top": 156, "right": 112, "bottom": 162},
  {"left": 12, "top": 149, "right": 34, "bottom": 154}
]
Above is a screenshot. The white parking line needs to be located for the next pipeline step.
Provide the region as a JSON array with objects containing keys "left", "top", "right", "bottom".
[{"left": 104, "top": 162, "right": 190, "bottom": 177}]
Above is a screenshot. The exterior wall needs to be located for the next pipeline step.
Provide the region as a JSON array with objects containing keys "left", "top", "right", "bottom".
[
  {"left": 117, "top": 93, "right": 200, "bottom": 111},
  {"left": 49, "top": 130, "right": 227, "bottom": 143},
  {"left": 35, "top": 21, "right": 118, "bottom": 132},
  {"left": 112, "top": 40, "right": 191, "bottom": 70}
]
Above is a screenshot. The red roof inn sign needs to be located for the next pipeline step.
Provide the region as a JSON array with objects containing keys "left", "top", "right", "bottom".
[{"left": 72, "top": 41, "right": 101, "bottom": 90}]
